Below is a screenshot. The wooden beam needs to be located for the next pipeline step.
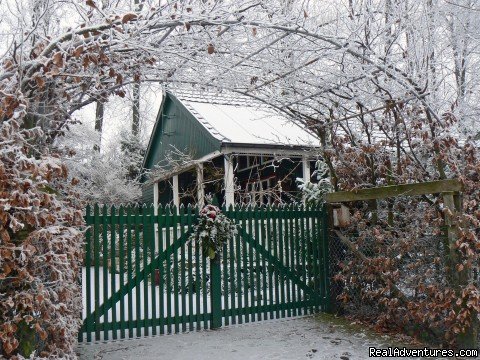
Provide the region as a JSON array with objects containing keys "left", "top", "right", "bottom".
[{"left": 325, "top": 179, "right": 462, "bottom": 203}]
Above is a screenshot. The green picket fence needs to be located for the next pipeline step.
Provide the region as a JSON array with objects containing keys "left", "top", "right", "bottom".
[{"left": 79, "top": 204, "right": 330, "bottom": 342}]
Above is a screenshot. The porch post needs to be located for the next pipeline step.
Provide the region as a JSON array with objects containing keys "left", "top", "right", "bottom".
[
  {"left": 302, "top": 156, "right": 311, "bottom": 183},
  {"left": 196, "top": 163, "right": 205, "bottom": 208},
  {"left": 224, "top": 155, "right": 235, "bottom": 207},
  {"left": 153, "top": 182, "right": 159, "bottom": 215},
  {"left": 172, "top": 174, "right": 180, "bottom": 209}
]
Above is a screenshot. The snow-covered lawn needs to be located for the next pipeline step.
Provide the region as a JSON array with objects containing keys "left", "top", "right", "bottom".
[{"left": 77, "top": 314, "right": 417, "bottom": 360}]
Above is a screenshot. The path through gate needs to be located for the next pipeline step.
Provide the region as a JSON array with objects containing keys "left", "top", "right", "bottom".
[{"left": 79, "top": 204, "right": 329, "bottom": 342}]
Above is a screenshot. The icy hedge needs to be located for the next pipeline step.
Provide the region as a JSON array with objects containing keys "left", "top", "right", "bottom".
[{"left": 0, "top": 105, "right": 84, "bottom": 358}]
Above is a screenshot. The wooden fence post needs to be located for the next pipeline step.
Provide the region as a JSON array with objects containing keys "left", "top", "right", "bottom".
[{"left": 210, "top": 256, "right": 222, "bottom": 329}]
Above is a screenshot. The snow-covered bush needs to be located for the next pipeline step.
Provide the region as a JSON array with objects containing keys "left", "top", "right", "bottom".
[
  {"left": 0, "top": 107, "right": 83, "bottom": 358},
  {"left": 297, "top": 160, "right": 332, "bottom": 205},
  {"left": 57, "top": 124, "right": 144, "bottom": 205}
]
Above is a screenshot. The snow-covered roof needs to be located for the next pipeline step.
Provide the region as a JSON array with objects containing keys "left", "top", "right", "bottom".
[{"left": 173, "top": 91, "right": 319, "bottom": 147}]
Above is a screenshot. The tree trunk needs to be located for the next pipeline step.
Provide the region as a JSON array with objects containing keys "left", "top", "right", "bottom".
[
  {"left": 94, "top": 101, "right": 104, "bottom": 152},
  {"left": 132, "top": 81, "right": 140, "bottom": 137}
]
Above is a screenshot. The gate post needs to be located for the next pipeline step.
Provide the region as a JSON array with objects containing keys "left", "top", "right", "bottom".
[{"left": 210, "top": 257, "right": 222, "bottom": 329}]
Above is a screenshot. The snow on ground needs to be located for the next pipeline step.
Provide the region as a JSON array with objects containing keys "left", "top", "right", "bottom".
[{"left": 77, "top": 314, "right": 419, "bottom": 360}]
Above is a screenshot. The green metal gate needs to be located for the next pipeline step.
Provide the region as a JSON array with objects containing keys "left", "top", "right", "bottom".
[{"left": 79, "top": 204, "right": 329, "bottom": 342}]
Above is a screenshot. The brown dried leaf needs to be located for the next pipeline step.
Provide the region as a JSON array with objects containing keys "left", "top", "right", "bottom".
[
  {"left": 2, "top": 263, "right": 11, "bottom": 276},
  {"left": 1, "top": 229, "right": 10, "bottom": 242},
  {"left": 207, "top": 44, "right": 215, "bottom": 54},
  {"left": 35, "top": 76, "right": 45, "bottom": 89},
  {"left": 53, "top": 52, "right": 63, "bottom": 67},
  {"left": 122, "top": 13, "right": 137, "bottom": 24},
  {"left": 85, "top": 0, "right": 96, "bottom": 8},
  {"left": 73, "top": 46, "right": 84, "bottom": 58}
]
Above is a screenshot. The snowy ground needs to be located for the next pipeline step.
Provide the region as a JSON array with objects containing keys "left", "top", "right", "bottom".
[{"left": 77, "top": 314, "right": 419, "bottom": 360}]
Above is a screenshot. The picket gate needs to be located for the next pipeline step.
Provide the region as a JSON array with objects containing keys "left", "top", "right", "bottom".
[{"left": 79, "top": 204, "right": 330, "bottom": 342}]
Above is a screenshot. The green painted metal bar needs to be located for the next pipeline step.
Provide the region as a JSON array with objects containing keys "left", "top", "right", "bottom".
[
  {"left": 307, "top": 207, "right": 313, "bottom": 312},
  {"left": 157, "top": 205, "right": 165, "bottom": 334},
  {"left": 241, "top": 207, "right": 249, "bottom": 323},
  {"left": 266, "top": 206, "right": 274, "bottom": 319},
  {"left": 142, "top": 207, "right": 149, "bottom": 336},
  {"left": 260, "top": 206, "right": 267, "bottom": 319},
  {"left": 288, "top": 205, "right": 297, "bottom": 316},
  {"left": 284, "top": 206, "right": 291, "bottom": 317},
  {"left": 221, "top": 301, "right": 310, "bottom": 320},
  {"left": 253, "top": 205, "right": 261, "bottom": 321},
  {"left": 311, "top": 207, "right": 320, "bottom": 313},
  {"left": 84, "top": 297, "right": 313, "bottom": 335},
  {"left": 179, "top": 206, "right": 187, "bottom": 332},
  {"left": 307, "top": 207, "right": 314, "bottom": 314},
  {"left": 277, "top": 206, "right": 286, "bottom": 318},
  {"left": 235, "top": 207, "right": 243, "bottom": 324},
  {"left": 222, "top": 206, "right": 230, "bottom": 326},
  {"left": 228, "top": 206, "right": 236, "bottom": 325},
  {"left": 210, "top": 256, "right": 222, "bottom": 329},
  {"left": 272, "top": 206, "right": 280, "bottom": 318},
  {"left": 194, "top": 213, "right": 201, "bottom": 331},
  {"left": 299, "top": 205, "right": 308, "bottom": 315},
  {"left": 85, "top": 205, "right": 92, "bottom": 342},
  {"left": 149, "top": 205, "right": 157, "bottom": 335},
  {"left": 101, "top": 204, "right": 109, "bottom": 340},
  {"left": 294, "top": 206, "right": 302, "bottom": 315},
  {"left": 126, "top": 206, "right": 134, "bottom": 338},
  {"left": 118, "top": 206, "right": 126, "bottom": 339},
  {"left": 202, "top": 226, "right": 208, "bottom": 329},
  {"left": 165, "top": 206, "right": 173, "bottom": 334},
  {"left": 110, "top": 205, "right": 117, "bottom": 339},
  {"left": 172, "top": 206, "right": 180, "bottom": 333},
  {"left": 134, "top": 207, "right": 142, "bottom": 337},
  {"left": 222, "top": 237, "right": 228, "bottom": 326},
  {"left": 247, "top": 206, "right": 255, "bottom": 322},
  {"left": 187, "top": 205, "right": 194, "bottom": 331}
]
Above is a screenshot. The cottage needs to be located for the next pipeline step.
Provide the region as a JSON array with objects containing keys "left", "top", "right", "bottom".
[{"left": 141, "top": 90, "right": 319, "bottom": 208}]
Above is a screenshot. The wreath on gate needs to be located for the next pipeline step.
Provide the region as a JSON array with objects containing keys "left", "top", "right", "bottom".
[{"left": 189, "top": 204, "right": 237, "bottom": 260}]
